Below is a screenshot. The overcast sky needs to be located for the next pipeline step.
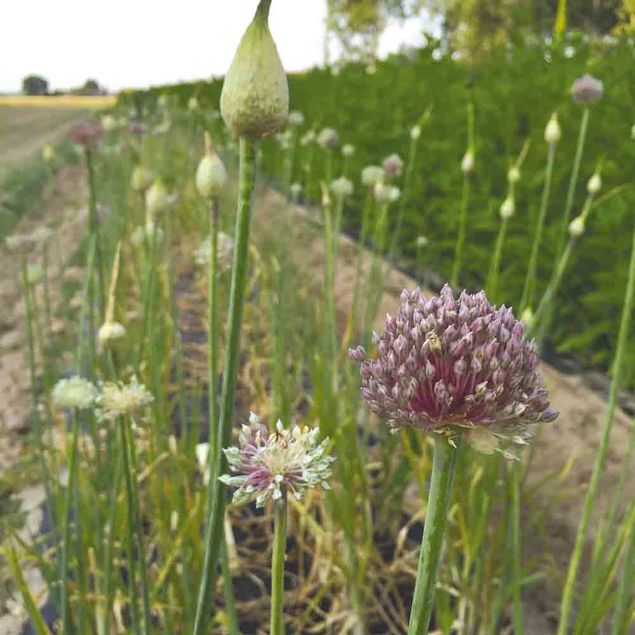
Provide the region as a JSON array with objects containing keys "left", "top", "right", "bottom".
[{"left": 0, "top": 0, "right": 434, "bottom": 94}]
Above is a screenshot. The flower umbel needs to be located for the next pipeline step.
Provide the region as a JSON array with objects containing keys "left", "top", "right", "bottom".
[
  {"left": 53, "top": 376, "right": 98, "bottom": 410},
  {"left": 349, "top": 285, "right": 557, "bottom": 456},
  {"left": 220, "top": 413, "right": 334, "bottom": 507},
  {"left": 96, "top": 376, "right": 154, "bottom": 421}
]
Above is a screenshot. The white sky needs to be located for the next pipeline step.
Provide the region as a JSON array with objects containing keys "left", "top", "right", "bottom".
[{"left": 0, "top": 0, "right": 434, "bottom": 93}]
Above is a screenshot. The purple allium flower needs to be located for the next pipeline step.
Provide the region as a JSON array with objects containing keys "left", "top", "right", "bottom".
[
  {"left": 68, "top": 119, "right": 103, "bottom": 146},
  {"left": 571, "top": 74, "right": 604, "bottom": 104},
  {"left": 383, "top": 153, "right": 404, "bottom": 178},
  {"left": 349, "top": 285, "right": 557, "bottom": 456},
  {"left": 220, "top": 413, "right": 334, "bottom": 507}
]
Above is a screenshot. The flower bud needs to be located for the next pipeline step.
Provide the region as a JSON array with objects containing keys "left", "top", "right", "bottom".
[
  {"left": 520, "top": 307, "right": 533, "bottom": 328},
  {"left": 544, "top": 113, "right": 561, "bottom": 145},
  {"left": 42, "top": 144, "right": 55, "bottom": 162},
  {"left": 461, "top": 150, "right": 475, "bottom": 174},
  {"left": 507, "top": 166, "right": 521, "bottom": 184},
  {"left": 587, "top": 172, "right": 601, "bottom": 195},
  {"left": 196, "top": 134, "right": 228, "bottom": 198},
  {"left": 188, "top": 96, "right": 199, "bottom": 112},
  {"left": 568, "top": 215, "right": 585, "bottom": 238},
  {"left": 98, "top": 321, "right": 126, "bottom": 347},
  {"left": 131, "top": 166, "right": 153, "bottom": 192},
  {"left": 416, "top": 235, "right": 429, "bottom": 248},
  {"left": 220, "top": 1, "right": 289, "bottom": 139},
  {"left": 145, "top": 180, "right": 170, "bottom": 216},
  {"left": 499, "top": 196, "right": 515, "bottom": 220},
  {"left": 410, "top": 125, "right": 421, "bottom": 140}
]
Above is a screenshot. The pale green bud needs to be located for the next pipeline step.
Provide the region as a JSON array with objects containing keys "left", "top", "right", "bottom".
[
  {"left": 145, "top": 180, "right": 170, "bottom": 216},
  {"left": 587, "top": 172, "right": 601, "bottom": 195},
  {"left": 507, "top": 166, "right": 521, "bottom": 184},
  {"left": 42, "top": 144, "right": 55, "bottom": 162},
  {"left": 196, "top": 137, "right": 228, "bottom": 199},
  {"left": 461, "top": 150, "right": 475, "bottom": 174},
  {"left": 499, "top": 195, "right": 515, "bottom": 220},
  {"left": 220, "top": 1, "right": 289, "bottom": 139},
  {"left": 131, "top": 166, "right": 153, "bottom": 192},
  {"left": 544, "top": 113, "right": 561, "bottom": 145},
  {"left": 568, "top": 215, "right": 585, "bottom": 238}
]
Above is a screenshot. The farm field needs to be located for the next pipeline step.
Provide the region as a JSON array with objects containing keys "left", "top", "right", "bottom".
[{"left": 1, "top": 2, "right": 635, "bottom": 634}]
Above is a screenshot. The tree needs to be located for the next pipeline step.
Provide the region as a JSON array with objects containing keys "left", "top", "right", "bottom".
[{"left": 22, "top": 75, "right": 49, "bottom": 96}]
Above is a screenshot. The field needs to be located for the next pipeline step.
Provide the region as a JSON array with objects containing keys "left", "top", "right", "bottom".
[{"left": 1, "top": 6, "right": 634, "bottom": 635}]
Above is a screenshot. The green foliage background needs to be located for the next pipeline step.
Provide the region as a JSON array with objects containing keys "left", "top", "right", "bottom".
[{"left": 126, "top": 33, "right": 635, "bottom": 385}]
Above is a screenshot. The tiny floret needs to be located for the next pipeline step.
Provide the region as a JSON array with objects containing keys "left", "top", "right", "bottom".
[
  {"left": 96, "top": 376, "right": 154, "bottom": 420},
  {"left": 220, "top": 413, "right": 334, "bottom": 507},
  {"left": 349, "top": 285, "right": 557, "bottom": 457},
  {"left": 53, "top": 376, "right": 98, "bottom": 410},
  {"left": 571, "top": 74, "right": 604, "bottom": 104}
]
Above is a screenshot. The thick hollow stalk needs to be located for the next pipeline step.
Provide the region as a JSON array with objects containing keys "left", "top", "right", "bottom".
[
  {"left": 193, "top": 136, "right": 258, "bottom": 635},
  {"left": 270, "top": 498, "right": 288, "bottom": 635},
  {"left": 557, "top": 220, "right": 635, "bottom": 635},
  {"left": 520, "top": 143, "right": 556, "bottom": 312},
  {"left": 408, "top": 437, "right": 458, "bottom": 635},
  {"left": 59, "top": 409, "right": 81, "bottom": 634},
  {"left": 451, "top": 175, "right": 471, "bottom": 288}
]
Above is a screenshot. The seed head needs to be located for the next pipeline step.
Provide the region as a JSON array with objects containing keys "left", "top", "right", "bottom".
[
  {"left": 544, "top": 113, "right": 561, "bottom": 145},
  {"left": 220, "top": 2, "right": 289, "bottom": 139},
  {"left": 220, "top": 413, "right": 334, "bottom": 507},
  {"left": 349, "top": 285, "right": 557, "bottom": 457},
  {"left": 68, "top": 119, "right": 103, "bottom": 147},
  {"left": 383, "top": 153, "right": 404, "bottom": 178},
  {"left": 53, "top": 376, "right": 98, "bottom": 410},
  {"left": 571, "top": 74, "right": 604, "bottom": 104}
]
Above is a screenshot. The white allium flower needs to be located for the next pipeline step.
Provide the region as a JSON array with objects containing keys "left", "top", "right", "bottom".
[
  {"left": 219, "top": 413, "right": 334, "bottom": 507},
  {"left": 507, "top": 166, "right": 521, "bottom": 184},
  {"left": 587, "top": 173, "right": 602, "bottom": 195},
  {"left": 194, "top": 232, "right": 235, "bottom": 270},
  {"left": 383, "top": 153, "right": 404, "bottom": 178},
  {"left": 131, "top": 166, "right": 153, "bottom": 193},
  {"left": 96, "top": 376, "right": 154, "bottom": 421},
  {"left": 342, "top": 144, "right": 355, "bottom": 157},
  {"left": 330, "top": 177, "right": 354, "bottom": 199},
  {"left": 53, "top": 376, "right": 98, "bottom": 410},
  {"left": 361, "top": 165, "right": 385, "bottom": 187},
  {"left": 416, "top": 235, "right": 429, "bottom": 248},
  {"left": 461, "top": 150, "right": 475, "bottom": 174},
  {"left": 410, "top": 125, "right": 421, "bottom": 140},
  {"left": 145, "top": 180, "right": 170, "bottom": 216},
  {"left": 374, "top": 182, "right": 400, "bottom": 204},
  {"left": 568, "top": 215, "right": 586, "bottom": 238},
  {"left": 544, "top": 113, "right": 561, "bottom": 145},
  {"left": 287, "top": 111, "right": 305, "bottom": 127},
  {"left": 318, "top": 128, "right": 339, "bottom": 150},
  {"left": 500, "top": 196, "right": 515, "bottom": 220},
  {"left": 98, "top": 321, "right": 126, "bottom": 347},
  {"left": 101, "top": 114, "right": 118, "bottom": 132}
]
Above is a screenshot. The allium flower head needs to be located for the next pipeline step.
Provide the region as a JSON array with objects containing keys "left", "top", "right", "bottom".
[
  {"left": 330, "top": 176, "right": 354, "bottom": 199},
  {"left": 318, "top": 128, "right": 339, "bottom": 151},
  {"left": 220, "top": 413, "right": 334, "bottom": 507},
  {"left": 194, "top": 232, "right": 235, "bottom": 270},
  {"left": 53, "top": 376, "right": 98, "bottom": 410},
  {"left": 287, "top": 111, "right": 305, "bottom": 127},
  {"left": 96, "top": 376, "right": 154, "bottom": 421},
  {"left": 571, "top": 74, "right": 604, "bottom": 104},
  {"left": 374, "top": 182, "right": 400, "bottom": 204},
  {"left": 383, "top": 153, "right": 404, "bottom": 178},
  {"left": 361, "top": 165, "right": 385, "bottom": 187},
  {"left": 68, "top": 119, "right": 103, "bottom": 147},
  {"left": 349, "top": 285, "right": 557, "bottom": 457}
]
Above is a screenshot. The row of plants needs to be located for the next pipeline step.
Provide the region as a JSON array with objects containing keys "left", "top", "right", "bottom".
[{"left": 4, "top": 2, "right": 634, "bottom": 633}]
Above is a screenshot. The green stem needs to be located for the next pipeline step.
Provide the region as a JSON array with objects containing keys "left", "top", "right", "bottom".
[
  {"left": 390, "top": 134, "right": 419, "bottom": 260},
  {"left": 408, "top": 437, "right": 458, "bottom": 635},
  {"left": 520, "top": 143, "right": 556, "bottom": 312},
  {"left": 486, "top": 217, "right": 508, "bottom": 302},
  {"left": 451, "top": 175, "right": 470, "bottom": 288},
  {"left": 557, "top": 219, "right": 635, "bottom": 635},
  {"left": 270, "top": 498, "right": 288, "bottom": 635},
  {"left": 193, "top": 136, "right": 257, "bottom": 635},
  {"left": 510, "top": 467, "right": 524, "bottom": 635},
  {"left": 611, "top": 501, "right": 635, "bottom": 635},
  {"left": 85, "top": 147, "right": 105, "bottom": 312},
  {"left": 59, "top": 409, "right": 81, "bottom": 635}
]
